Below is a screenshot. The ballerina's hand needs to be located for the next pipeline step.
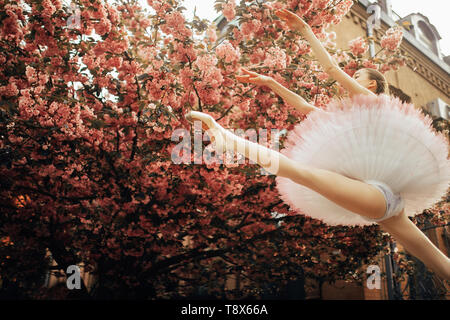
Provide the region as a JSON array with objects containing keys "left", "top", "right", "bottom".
[
  {"left": 274, "top": 8, "right": 309, "bottom": 32},
  {"left": 235, "top": 68, "right": 273, "bottom": 87}
]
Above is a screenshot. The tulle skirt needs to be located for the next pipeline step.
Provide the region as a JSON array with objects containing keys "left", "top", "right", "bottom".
[{"left": 275, "top": 94, "right": 450, "bottom": 226}]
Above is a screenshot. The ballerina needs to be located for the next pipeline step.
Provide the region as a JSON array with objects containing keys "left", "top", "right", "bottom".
[{"left": 184, "top": 8, "right": 450, "bottom": 280}]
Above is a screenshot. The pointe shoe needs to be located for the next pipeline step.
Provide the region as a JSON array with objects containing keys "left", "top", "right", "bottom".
[
  {"left": 185, "top": 111, "right": 231, "bottom": 153},
  {"left": 185, "top": 111, "right": 211, "bottom": 132}
]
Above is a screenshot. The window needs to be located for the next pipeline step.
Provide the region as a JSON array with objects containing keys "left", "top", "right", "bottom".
[{"left": 417, "top": 21, "right": 436, "bottom": 53}]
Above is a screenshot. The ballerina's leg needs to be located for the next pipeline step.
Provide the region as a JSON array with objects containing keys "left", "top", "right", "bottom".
[
  {"left": 217, "top": 125, "right": 388, "bottom": 221},
  {"left": 186, "top": 111, "right": 387, "bottom": 220},
  {"left": 219, "top": 125, "right": 450, "bottom": 280},
  {"left": 378, "top": 212, "right": 450, "bottom": 280},
  {"left": 188, "top": 113, "right": 450, "bottom": 280}
]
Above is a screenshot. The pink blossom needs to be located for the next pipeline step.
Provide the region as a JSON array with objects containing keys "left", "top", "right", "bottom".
[
  {"left": 180, "top": 67, "right": 194, "bottom": 88},
  {"left": 0, "top": 0, "right": 414, "bottom": 299},
  {"left": 90, "top": 2, "right": 108, "bottom": 20},
  {"left": 168, "top": 41, "right": 197, "bottom": 64},
  {"left": 241, "top": 19, "right": 262, "bottom": 39},
  {"left": 215, "top": 41, "right": 241, "bottom": 63},
  {"left": 25, "top": 66, "right": 37, "bottom": 83},
  {"left": 296, "top": 40, "right": 311, "bottom": 55},
  {"left": 232, "top": 27, "right": 243, "bottom": 42},
  {"left": 313, "top": 0, "right": 331, "bottom": 10},
  {"left": 380, "top": 64, "right": 391, "bottom": 73},
  {"left": 335, "top": 0, "right": 353, "bottom": 16},
  {"left": 166, "top": 11, "right": 185, "bottom": 28},
  {"left": 223, "top": 0, "right": 237, "bottom": 22},
  {"left": 34, "top": 85, "right": 45, "bottom": 95},
  {"left": 38, "top": 73, "right": 49, "bottom": 86},
  {"left": 362, "top": 60, "right": 377, "bottom": 70},
  {"left": 0, "top": 13, "right": 23, "bottom": 44},
  {"left": 41, "top": 0, "right": 56, "bottom": 19},
  {"left": 200, "top": 67, "right": 223, "bottom": 89},
  {"left": 343, "top": 60, "right": 358, "bottom": 76},
  {"left": 0, "top": 82, "right": 19, "bottom": 97},
  {"left": 95, "top": 18, "right": 112, "bottom": 36},
  {"left": 161, "top": 11, "right": 193, "bottom": 40},
  {"left": 248, "top": 48, "right": 265, "bottom": 64},
  {"left": 293, "top": 68, "right": 305, "bottom": 78},
  {"left": 110, "top": 38, "right": 129, "bottom": 55},
  {"left": 381, "top": 26, "right": 403, "bottom": 51},
  {"left": 299, "top": 80, "right": 315, "bottom": 89},
  {"left": 82, "top": 54, "right": 97, "bottom": 70},
  {"left": 311, "top": 15, "right": 324, "bottom": 28},
  {"left": 108, "top": 56, "right": 123, "bottom": 69},
  {"left": 206, "top": 26, "right": 217, "bottom": 43},
  {"left": 348, "top": 36, "right": 368, "bottom": 56},
  {"left": 332, "top": 16, "right": 342, "bottom": 25},
  {"left": 317, "top": 72, "right": 329, "bottom": 81},
  {"left": 194, "top": 54, "right": 218, "bottom": 72},
  {"left": 106, "top": 4, "right": 120, "bottom": 24},
  {"left": 15, "top": 157, "right": 27, "bottom": 165},
  {"left": 263, "top": 47, "right": 287, "bottom": 69}
]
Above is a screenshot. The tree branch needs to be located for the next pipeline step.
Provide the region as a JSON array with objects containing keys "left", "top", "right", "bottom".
[{"left": 185, "top": 54, "right": 203, "bottom": 112}]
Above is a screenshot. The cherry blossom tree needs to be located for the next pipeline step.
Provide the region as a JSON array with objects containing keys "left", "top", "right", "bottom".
[{"left": 1, "top": 0, "right": 440, "bottom": 299}]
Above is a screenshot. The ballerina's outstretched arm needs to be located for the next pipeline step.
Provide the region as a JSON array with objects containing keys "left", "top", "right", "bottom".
[
  {"left": 236, "top": 68, "right": 326, "bottom": 116},
  {"left": 275, "top": 8, "right": 377, "bottom": 98}
]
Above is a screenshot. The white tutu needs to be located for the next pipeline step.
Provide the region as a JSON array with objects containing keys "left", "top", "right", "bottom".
[{"left": 275, "top": 93, "right": 450, "bottom": 226}]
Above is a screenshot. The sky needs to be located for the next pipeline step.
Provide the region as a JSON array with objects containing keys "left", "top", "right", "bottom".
[
  {"left": 389, "top": 0, "right": 450, "bottom": 56},
  {"left": 178, "top": 0, "right": 450, "bottom": 56}
]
